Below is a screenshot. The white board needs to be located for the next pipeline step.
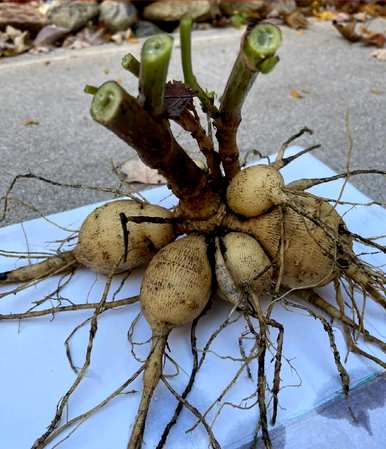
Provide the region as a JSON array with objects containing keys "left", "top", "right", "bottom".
[{"left": 0, "top": 147, "right": 385, "bottom": 449}]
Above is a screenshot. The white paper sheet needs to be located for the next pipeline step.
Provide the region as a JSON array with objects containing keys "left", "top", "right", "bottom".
[{"left": 0, "top": 147, "right": 385, "bottom": 449}]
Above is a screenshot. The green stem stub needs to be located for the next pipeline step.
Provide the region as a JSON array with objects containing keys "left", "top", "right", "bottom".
[
  {"left": 244, "top": 23, "right": 282, "bottom": 70},
  {"left": 179, "top": 15, "right": 218, "bottom": 117},
  {"left": 140, "top": 33, "right": 174, "bottom": 116},
  {"left": 84, "top": 85, "right": 98, "bottom": 95},
  {"left": 91, "top": 81, "right": 124, "bottom": 125},
  {"left": 122, "top": 53, "right": 140, "bottom": 78}
]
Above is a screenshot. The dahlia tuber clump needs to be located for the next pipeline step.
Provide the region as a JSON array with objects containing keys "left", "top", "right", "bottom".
[{"left": 1, "top": 16, "right": 385, "bottom": 449}]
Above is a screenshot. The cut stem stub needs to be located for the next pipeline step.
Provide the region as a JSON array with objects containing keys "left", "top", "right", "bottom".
[
  {"left": 216, "top": 23, "right": 282, "bottom": 180},
  {"left": 91, "top": 81, "right": 220, "bottom": 219},
  {"left": 139, "top": 34, "right": 173, "bottom": 116}
]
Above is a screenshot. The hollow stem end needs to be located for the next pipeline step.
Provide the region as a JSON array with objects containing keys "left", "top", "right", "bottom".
[
  {"left": 244, "top": 23, "right": 282, "bottom": 69},
  {"left": 90, "top": 81, "right": 124, "bottom": 124}
]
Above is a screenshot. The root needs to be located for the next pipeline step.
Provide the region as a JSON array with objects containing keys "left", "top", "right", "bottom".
[
  {"left": 287, "top": 169, "right": 386, "bottom": 192},
  {"left": 248, "top": 293, "right": 272, "bottom": 449},
  {"left": 31, "top": 269, "right": 116, "bottom": 449},
  {"left": 0, "top": 251, "right": 77, "bottom": 285},
  {"left": 0, "top": 172, "right": 144, "bottom": 223},
  {"left": 297, "top": 289, "right": 386, "bottom": 368},
  {"left": 0, "top": 296, "right": 139, "bottom": 321},
  {"left": 127, "top": 333, "right": 168, "bottom": 449},
  {"left": 271, "top": 127, "right": 314, "bottom": 169},
  {"left": 161, "top": 375, "right": 221, "bottom": 449},
  {"left": 344, "top": 263, "right": 386, "bottom": 310},
  {"left": 42, "top": 367, "right": 143, "bottom": 448},
  {"left": 268, "top": 318, "right": 284, "bottom": 426},
  {"left": 286, "top": 299, "right": 350, "bottom": 396},
  {"left": 156, "top": 318, "right": 200, "bottom": 449}
]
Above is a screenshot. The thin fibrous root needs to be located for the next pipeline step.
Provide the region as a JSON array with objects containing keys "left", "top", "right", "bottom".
[
  {"left": 287, "top": 169, "right": 386, "bottom": 191},
  {"left": 344, "top": 263, "right": 386, "bottom": 310},
  {"left": 42, "top": 367, "right": 144, "bottom": 448},
  {"left": 161, "top": 375, "right": 221, "bottom": 449},
  {"left": 31, "top": 269, "right": 116, "bottom": 449},
  {"left": 0, "top": 251, "right": 77, "bottom": 284},
  {"left": 286, "top": 299, "right": 350, "bottom": 397},
  {"left": 271, "top": 127, "right": 314, "bottom": 169},
  {"left": 268, "top": 318, "right": 284, "bottom": 426},
  {"left": 0, "top": 172, "right": 144, "bottom": 224},
  {"left": 0, "top": 296, "right": 139, "bottom": 321},
  {"left": 297, "top": 289, "right": 386, "bottom": 369}
]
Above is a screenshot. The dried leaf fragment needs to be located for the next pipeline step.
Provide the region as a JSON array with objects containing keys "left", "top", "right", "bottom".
[
  {"left": 315, "top": 11, "right": 337, "bottom": 21},
  {"left": 0, "top": 25, "right": 31, "bottom": 57},
  {"left": 22, "top": 118, "right": 39, "bottom": 126},
  {"left": 333, "top": 20, "right": 361, "bottom": 43},
  {"left": 361, "top": 29, "right": 386, "bottom": 48},
  {"left": 118, "top": 159, "right": 166, "bottom": 185},
  {"left": 283, "top": 10, "right": 308, "bottom": 30},
  {"left": 164, "top": 80, "right": 195, "bottom": 118},
  {"left": 371, "top": 49, "right": 386, "bottom": 60},
  {"left": 290, "top": 89, "right": 304, "bottom": 99}
]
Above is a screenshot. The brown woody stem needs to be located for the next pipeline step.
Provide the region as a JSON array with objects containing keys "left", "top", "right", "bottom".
[
  {"left": 215, "top": 23, "right": 282, "bottom": 180},
  {"left": 91, "top": 82, "right": 220, "bottom": 218},
  {"left": 174, "top": 109, "right": 222, "bottom": 182}
]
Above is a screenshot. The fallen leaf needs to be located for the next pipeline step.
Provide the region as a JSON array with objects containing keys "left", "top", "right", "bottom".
[
  {"left": 361, "top": 29, "right": 386, "bottom": 48},
  {"left": 22, "top": 118, "right": 39, "bottom": 126},
  {"left": 315, "top": 11, "right": 337, "bottom": 21},
  {"left": 352, "top": 12, "right": 367, "bottom": 22},
  {"left": 284, "top": 11, "right": 308, "bottom": 30},
  {"left": 290, "top": 89, "right": 304, "bottom": 99},
  {"left": 0, "top": 25, "right": 31, "bottom": 57},
  {"left": 334, "top": 12, "right": 350, "bottom": 23},
  {"left": 360, "top": 4, "right": 383, "bottom": 17},
  {"left": 333, "top": 20, "right": 361, "bottom": 43},
  {"left": 164, "top": 80, "right": 195, "bottom": 118},
  {"left": 110, "top": 29, "right": 132, "bottom": 45},
  {"left": 117, "top": 159, "right": 166, "bottom": 185},
  {"left": 370, "top": 88, "right": 384, "bottom": 95},
  {"left": 371, "top": 48, "right": 386, "bottom": 60},
  {"left": 127, "top": 35, "right": 139, "bottom": 44}
]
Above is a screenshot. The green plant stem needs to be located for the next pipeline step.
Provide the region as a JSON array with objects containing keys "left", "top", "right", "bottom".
[
  {"left": 91, "top": 81, "right": 220, "bottom": 219},
  {"left": 84, "top": 85, "right": 98, "bottom": 95},
  {"left": 139, "top": 34, "right": 173, "bottom": 116},
  {"left": 122, "top": 53, "right": 140, "bottom": 77},
  {"left": 215, "top": 23, "right": 282, "bottom": 180},
  {"left": 179, "top": 16, "right": 218, "bottom": 117}
]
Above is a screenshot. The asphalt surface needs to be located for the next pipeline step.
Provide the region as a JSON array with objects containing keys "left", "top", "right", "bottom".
[{"left": 0, "top": 20, "right": 385, "bottom": 226}]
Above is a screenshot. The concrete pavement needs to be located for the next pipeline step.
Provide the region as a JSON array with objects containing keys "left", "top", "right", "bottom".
[{"left": 0, "top": 20, "right": 385, "bottom": 225}]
